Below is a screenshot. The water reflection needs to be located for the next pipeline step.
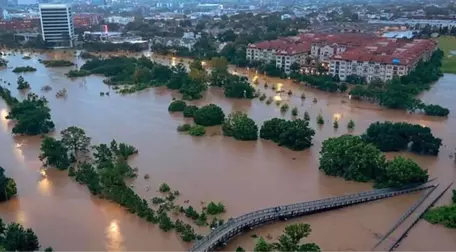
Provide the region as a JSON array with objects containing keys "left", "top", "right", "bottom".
[
  {"left": 38, "top": 176, "right": 51, "bottom": 197},
  {"left": 13, "top": 143, "right": 25, "bottom": 164},
  {"left": 106, "top": 219, "right": 124, "bottom": 251},
  {"left": 16, "top": 210, "right": 27, "bottom": 225},
  {"left": 0, "top": 108, "right": 8, "bottom": 132}
]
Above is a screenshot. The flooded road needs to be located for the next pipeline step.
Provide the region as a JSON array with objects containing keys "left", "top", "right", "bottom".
[{"left": 0, "top": 51, "right": 455, "bottom": 251}]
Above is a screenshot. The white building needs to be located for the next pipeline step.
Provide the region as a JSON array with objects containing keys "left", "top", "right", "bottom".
[
  {"left": 104, "top": 16, "right": 134, "bottom": 25},
  {"left": 39, "top": 4, "right": 75, "bottom": 48},
  {"left": 368, "top": 19, "right": 456, "bottom": 29}
]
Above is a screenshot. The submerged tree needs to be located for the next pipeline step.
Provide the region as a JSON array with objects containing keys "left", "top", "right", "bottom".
[
  {"left": 222, "top": 111, "right": 258, "bottom": 141},
  {"left": 194, "top": 104, "right": 225, "bottom": 126},
  {"left": 39, "top": 137, "right": 70, "bottom": 170},
  {"left": 60, "top": 126, "right": 91, "bottom": 157},
  {"left": 0, "top": 167, "right": 17, "bottom": 202}
]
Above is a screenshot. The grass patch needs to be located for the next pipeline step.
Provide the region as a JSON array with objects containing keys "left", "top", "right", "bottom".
[{"left": 438, "top": 36, "right": 456, "bottom": 74}]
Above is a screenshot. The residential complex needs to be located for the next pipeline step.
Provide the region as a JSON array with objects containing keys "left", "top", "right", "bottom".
[
  {"left": 39, "top": 4, "right": 75, "bottom": 48},
  {"left": 246, "top": 33, "right": 437, "bottom": 82}
]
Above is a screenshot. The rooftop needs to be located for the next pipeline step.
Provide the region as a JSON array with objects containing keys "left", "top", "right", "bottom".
[{"left": 331, "top": 39, "right": 437, "bottom": 65}]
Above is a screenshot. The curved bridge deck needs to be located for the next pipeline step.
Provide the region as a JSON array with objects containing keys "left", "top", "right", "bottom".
[{"left": 190, "top": 183, "right": 435, "bottom": 252}]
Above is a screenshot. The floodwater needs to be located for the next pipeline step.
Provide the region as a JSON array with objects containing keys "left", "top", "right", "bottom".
[{"left": 0, "top": 50, "right": 455, "bottom": 251}]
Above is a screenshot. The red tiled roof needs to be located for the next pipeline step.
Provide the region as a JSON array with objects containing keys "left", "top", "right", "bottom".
[
  {"left": 331, "top": 39, "right": 437, "bottom": 65},
  {"left": 248, "top": 33, "right": 437, "bottom": 62}
]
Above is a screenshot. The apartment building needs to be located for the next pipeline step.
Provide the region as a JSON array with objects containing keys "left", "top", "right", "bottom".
[
  {"left": 247, "top": 33, "right": 437, "bottom": 82},
  {"left": 329, "top": 39, "right": 436, "bottom": 82},
  {"left": 247, "top": 33, "right": 378, "bottom": 73},
  {"left": 246, "top": 38, "right": 311, "bottom": 73},
  {"left": 39, "top": 4, "right": 75, "bottom": 48}
]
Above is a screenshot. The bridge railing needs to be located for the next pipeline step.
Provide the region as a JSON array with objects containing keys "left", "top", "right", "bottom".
[{"left": 191, "top": 183, "right": 434, "bottom": 250}]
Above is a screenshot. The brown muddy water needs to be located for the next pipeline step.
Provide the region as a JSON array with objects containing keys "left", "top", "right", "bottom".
[{"left": 0, "top": 50, "right": 455, "bottom": 251}]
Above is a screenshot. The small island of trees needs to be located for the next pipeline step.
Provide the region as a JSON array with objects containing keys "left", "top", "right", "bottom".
[
  {"left": 78, "top": 56, "right": 208, "bottom": 99},
  {"left": 362, "top": 121, "right": 442, "bottom": 155},
  {"left": 319, "top": 135, "right": 428, "bottom": 187},
  {"left": 260, "top": 118, "right": 315, "bottom": 151},
  {"left": 12, "top": 66, "right": 37, "bottom": 73},
  {"left": 16, "top": 76, "right": 30, "bottom": 90},
  {"left": 38, "top": 126, "right": 214, "bottom": 242},
  {"left": 0, "top": 87, "right": 55, "bottom": 135},
  {"left": 39, "top": 59, "right": 75, "bottom": 67}
]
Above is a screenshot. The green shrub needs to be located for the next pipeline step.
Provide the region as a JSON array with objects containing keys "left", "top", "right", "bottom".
[
  {"left": 177, "top": 123, "right": 191, "bottom": 132},
  {"left": 188, "top": 125, "right": 206, "bottom": 136},
  {"left": 193, "top": 104, "right": 225, "bottom": 126},
  {"left": 259, "top": 93, "right": 267, "bottom": 101},
  {"left": 152, "top": 197, "right": 166, "bottom": 204},
  {"left": 222, "top": 112, "right": 258, "bottom": 141},
  {"left": 280, "top": 104, "right": 289, "bottom": 113},
  {"left": 206, "top": 202, "right": 225, "bottom": 215},
  {"left": 159, "top": 183, "right": 171, "bottom": 192},
  {"left": 304, "top": 111, "right": 310, "bottom": 121},
  {"left": 291, "top": 107, "right": 298, "bottom": 116},
  {"left": 347, "top": 120, "right": 355, "bottom": 129},
  {"left": 183, "top": 105, "right": 198, "bottom": 118},
  {"left": 168, "top": 100, "right": 187, "bottom": 112},
  {"left": 317, "top": 114, "right": 324, "bottom": 125}
]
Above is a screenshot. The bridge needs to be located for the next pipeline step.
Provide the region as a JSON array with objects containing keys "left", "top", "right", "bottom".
[{"left": 190, "top": 183, "right": 436, "bottom": 252}]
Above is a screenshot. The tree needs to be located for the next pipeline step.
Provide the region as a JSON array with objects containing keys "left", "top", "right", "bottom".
[
  {"left": 194, "top": 104, "right": 225, "bottom": 126},
  {"left": 0, "top": 167, "right": 17, "bottom": 202},
  {"left": 260, "top": 118, "right": 315, "bottom": 151},
  {"left": 6, "top": 93, "right": 54, "bottom": 135},
  {"left": 377, "top": 156, "right": 428, "bottom": 188},
  {"left": 347, "top": 120, "right": 355, "bottom": 129},
  {"left": 222, "top": 112, "right": 258, "bottom": 141},
  {"left": 159, "top": 183, "right": 170, "bottom": 192},
  {"left": 183, "top": 105, "right": 198, "bottom": 118},
  {"left": 0, "top": 58, "right": 7, "bottom": 68},
  {"left": 180, "top": 68, "right": 207, "bottom": 100},
  {"left": 206, "top": 202, "right": 225, "bottom": 215},
  {"left": 3, "top": 223, "right": 40, "bottom": 251},
  {"left": 317, "top": 114, "right": 324, "bottom": 125},
  {"left": 272, "top": 224, "right": 320, "bottom": 252},
  {"left": 16, "top": 76, "right": 30, "bottom": 90},
  {"left": 224, "top": 76, "right": 255, "bottom": 98},
  {"left": 319, "top": 135, "right": 386, "bottom": 182},
  {"left": 333, "top": 120, "right": 339, "bottom": 129},
  {"left": 304, "top": 111, "right": 310, "bottom": 121},
  {"left": 362, "top": 121, "right": 442, "bottom": 155},
  {"left": 260, "top": 118, "right": 286, "bottom": 142},
  {"left": 60, "top": 126, "right": 91, "bottom": 156},
  {"left": 278, "top": 119, "right": 315, "bottom": 151},
  {"left": 236, "top": 246, "right": 246, "bottom": 252},
  {"left": 188, "top": 125, "right": 206, "bottom": 136},
  {"left": 39, "top": 137, "right": 71, "bottom": 170},
  {"left": 254, "top": 237, "right": 272, "bottom": 252},
  {"left": 168, "top": 100, "right": 187, "bottom": 112},
  {"left": 189, "top": 59, "right": 204, "bottom": 71}
]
